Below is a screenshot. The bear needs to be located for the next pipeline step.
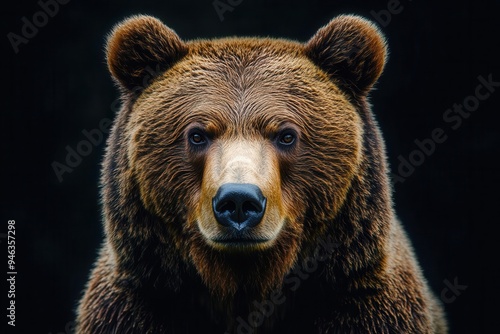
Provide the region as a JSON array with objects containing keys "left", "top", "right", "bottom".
[{"left": 76, "top": 14, "right": 448, "bottom": 334}]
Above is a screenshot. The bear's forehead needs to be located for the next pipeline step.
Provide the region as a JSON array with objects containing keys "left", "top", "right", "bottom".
[
  {"left": 134, "top": 38, "right": 354, "bottom": 135},
  {"left": 175, "top": 38, "right": 327, "bottom": 88},
  {"left": 143, "top": 38, "right": 342, "bottom": 106},
  {"left": 188, "top": 38, "right": 305, "bottom": 61}
]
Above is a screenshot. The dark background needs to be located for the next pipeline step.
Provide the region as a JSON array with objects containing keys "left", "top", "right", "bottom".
[{"left": 2, "top": 0, "right": 499, "bottom": 333}]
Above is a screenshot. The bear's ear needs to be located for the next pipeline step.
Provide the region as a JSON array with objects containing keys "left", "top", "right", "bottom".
[
  {"left": 106, "top": 15, "right": 188, "bottom": 92},
  {"left": 305, "top": 15, "right": 388, "bottom": 96}
]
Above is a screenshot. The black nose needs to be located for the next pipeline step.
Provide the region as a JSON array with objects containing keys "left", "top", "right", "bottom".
[{"left": 212, "top": 183, "right": 266, "bottom": 230}]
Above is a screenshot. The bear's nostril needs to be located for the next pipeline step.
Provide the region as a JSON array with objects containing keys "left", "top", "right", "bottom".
[
  {"left": 212, "top": 183, "right": 266, "bottom": 230},
  {"left": 217, "top": 201, "right": 236, "bottom": 214},
  {"left": 242, "top": 201, "right": 260, "bottom": 214}
]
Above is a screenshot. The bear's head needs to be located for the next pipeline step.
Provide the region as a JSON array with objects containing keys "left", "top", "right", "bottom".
[{"left": 103, "top": 15, "right": 387, "bottom": 299}]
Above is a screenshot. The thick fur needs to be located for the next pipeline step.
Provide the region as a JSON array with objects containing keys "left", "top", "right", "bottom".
[{"left": 76, "top": 15, "right": 447, "bottom": 333}]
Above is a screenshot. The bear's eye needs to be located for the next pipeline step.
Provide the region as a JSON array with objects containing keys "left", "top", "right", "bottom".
[
  {"left": 280, "top": 134, "right": 295, "bottom": 145},
  {"left": 277, "top": 132, "right": 296, "bottom": 147},
  {"left": 189, "top": 131, "right": 207, "bottom": 146}
]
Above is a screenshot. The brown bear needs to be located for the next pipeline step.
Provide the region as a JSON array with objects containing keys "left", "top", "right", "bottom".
[{"left": 76, "top": 14, "right": 447, "bottom": 334}]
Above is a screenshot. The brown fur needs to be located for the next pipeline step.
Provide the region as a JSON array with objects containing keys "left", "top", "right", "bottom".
[{"left": 76, "top": 14, "right": 447, "bottom": 333}]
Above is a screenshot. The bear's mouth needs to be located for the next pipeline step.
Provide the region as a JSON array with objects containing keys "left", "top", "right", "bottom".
[
  {"left": 196, "top": 216, "right": 285, "bottom": 250},
  {"left": 210, "top": 234, "right": 271, "bottom": 246},
  {"left": 212, "top": 237, "right": 269, "bottom": 245}
]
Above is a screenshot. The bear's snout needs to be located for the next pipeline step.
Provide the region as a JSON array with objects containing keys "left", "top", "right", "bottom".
[{"left": 212, "top": 183, "right": 267, "bottom": 232}]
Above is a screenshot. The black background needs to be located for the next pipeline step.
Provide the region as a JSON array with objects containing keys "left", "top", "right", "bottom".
[{"left": 2, "top": 0, "right": 500, "bottom": 333}]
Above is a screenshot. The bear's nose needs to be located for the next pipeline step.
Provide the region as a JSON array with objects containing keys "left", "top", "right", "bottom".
[{"left": 212, "top": 183, "right": 266, "bottom": 230}]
